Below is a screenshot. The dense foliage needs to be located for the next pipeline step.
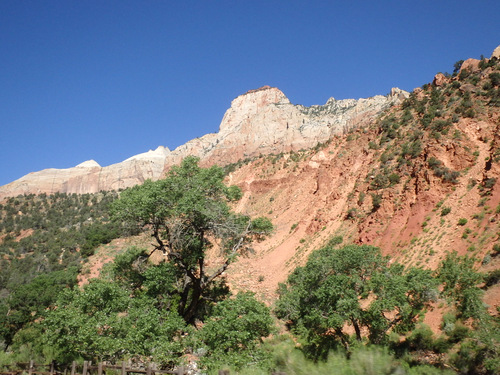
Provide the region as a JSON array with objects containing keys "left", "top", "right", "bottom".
[
  {"left": 198, "top": 292, "right": 275, "bottom": 370},
  {"left": 275, "top": 244, "right": 438, "bottom": 358},
  {"left": 41, "top": 247, "right": 274, "bottom": 370},
  {"left": 111, "top": 156, "right": 273, "bottom": 324},
  {"left": 43, "top": 254, "right": 187, "bottom": 364},
  {"left": 275, "top": 242, "right": 499, "bottom": 374},
  {"left": 0, "top": 191, "right": 128, "bottom": 350}
]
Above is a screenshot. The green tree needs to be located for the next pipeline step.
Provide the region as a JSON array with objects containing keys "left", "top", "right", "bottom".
[
  {"left": 453, "top": 60, "right": 464, "bottom": 76},
  {"left": 0, "top": 268, "right": 78, "bottom": 350},
  {"left": 112, "top": 156, "right": 273, "bottom": 323},
  {"left": 198, "top": 292, "right": 274, "bottom": 371},
  {"left": 489, "top": 72, "right": 500, "bottom": 87},
  {"left": 437, "top": 252, "right": 484, "bottom": 319},
  {"left": 42, "top": 278, "right": 186, "bottom": 364},
  {"left": 275, "top": 245, "right": 437, "bottom": 357}
]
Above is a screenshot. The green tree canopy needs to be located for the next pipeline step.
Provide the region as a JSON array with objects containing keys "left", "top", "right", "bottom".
[
  {"left": 0, "top": 267, "right": 78, "bottom": 350},
  {"left": 111, "top": 156, "right": 273, "bottom": 323},
  {"left": 275, "top": 244, "right": 437, "bottom": 357},
  {"left": 437, "top": 251, "right": 484, "bottom": 319},
  {"left": 42, "top": 278, "right": 186, "bottom": 364},
  {"left": 198, "top": 292, "right": 275, "bottom": 370}
]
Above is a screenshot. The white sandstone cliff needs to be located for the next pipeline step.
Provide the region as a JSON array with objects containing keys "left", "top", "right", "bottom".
[{"left": 0, "top": 87, "right": 407, "bottom": 199}]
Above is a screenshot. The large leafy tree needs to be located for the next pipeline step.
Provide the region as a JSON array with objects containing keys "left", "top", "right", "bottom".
[
  {"left": 275, "top": 244, "right": 437, "bottom": 357},
  {"left": 437, "top": 251, "right": 484, "bottom": 319},
  {"left": 42, "top": 278, "right": 186, "bottom": 364},
  {"left": 198, "top": 292, "right": 275, "bottom": 371},
  {"left": 111, "top": 156, "right": 273, "bottom": 323},
  {"left": 41, "top": 247, "right": 275, "bottom": 367},
  {"left": 0, "top": 268, "right": 78, "bottom": 350}
]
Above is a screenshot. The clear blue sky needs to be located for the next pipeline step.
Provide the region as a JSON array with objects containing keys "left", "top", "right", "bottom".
[{"left": 1, "top": 1, "right": 499, "bottom": 187}]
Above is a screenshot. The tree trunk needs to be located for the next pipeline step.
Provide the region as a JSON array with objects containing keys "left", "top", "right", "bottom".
[
  {"left": 183, "top": 280, "right": 203, "bottom": 324},
  {"left": 178, "top": 275, "right": 191, "bottom": 318},
  {"left": 352, "top": 318, "right": 362, "bottom": 341},
  {"left": 335, "top": 328, "right": 350, "bottom": 354}
]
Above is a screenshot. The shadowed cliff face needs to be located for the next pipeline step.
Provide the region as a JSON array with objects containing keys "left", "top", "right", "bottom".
[{"left": 0, "top": 86, "right": 406, "bottom": 199}]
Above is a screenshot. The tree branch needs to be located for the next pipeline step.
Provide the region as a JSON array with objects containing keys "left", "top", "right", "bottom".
[{"left": 203, "top": 221, "right": 252, "bottom": 288}]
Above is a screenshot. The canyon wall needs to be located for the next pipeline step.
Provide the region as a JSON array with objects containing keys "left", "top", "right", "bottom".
[{"left": 0, "top": 86, "right": 407, "bottom": 199}]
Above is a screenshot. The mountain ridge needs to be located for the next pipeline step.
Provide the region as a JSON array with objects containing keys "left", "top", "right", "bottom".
[{"left": 0, "top": 86, "right": 407, "bottom": 200}]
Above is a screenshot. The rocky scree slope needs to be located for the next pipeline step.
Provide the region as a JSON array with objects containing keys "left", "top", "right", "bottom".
[{"left": 220, "top": 54, "right": 500, "bottom": 317}]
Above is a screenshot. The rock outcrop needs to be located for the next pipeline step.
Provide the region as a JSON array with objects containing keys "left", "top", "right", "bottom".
[
  {"left": 491, "top": 44, "right": 500, "bottom": 59},
  {"left": 0, "top": 146, "right": 170, "bottom": 198},
  {"left": 174, "top": 86, "right": 407, "bottom": 168},
  {"left": 0, "top": 87, "right": 407, "bottom": 199},
  {"left": 433, "top": 73, "right": 448, "bottom": 87}
]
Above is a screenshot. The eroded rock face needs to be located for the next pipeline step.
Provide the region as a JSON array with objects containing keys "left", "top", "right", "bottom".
[
  {"left": 460, "top": 58, "right": 481, "bottom": 73},
  {"left": 166, "top": 86, "right": 407, "bottom": 169},
  {"left": 0, "top": 146, "right": 170, "bottom": 198},
  {"left": 433, "top": 73, "right": 448, "bottom": 87},
  {"left": 0, "top": 87, "right": 407, "bottom": 199}
]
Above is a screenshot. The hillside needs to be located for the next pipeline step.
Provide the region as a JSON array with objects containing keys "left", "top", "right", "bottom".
[
  {"left": 71, "top": 49, "right": 500, "bottom": 337},
  {"left": 223, "top": 54, "right": 500, "bottom": 312},
  {"left": 1, "top": 48, "right": 500, "bottom": 373}
]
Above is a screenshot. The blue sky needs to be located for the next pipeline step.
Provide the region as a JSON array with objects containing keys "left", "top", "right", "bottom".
[{"left": 1, "top": 1, "right": 499, "bottom": 187}]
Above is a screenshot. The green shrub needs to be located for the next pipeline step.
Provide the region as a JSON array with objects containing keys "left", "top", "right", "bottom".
[
  {"left": 484, "top": 269, "right": 500, "bottom": 288},
  {"left": 346, "top": 208, "right": 358, "bottom": 219},
  {"left": 489, "top": 72, "right": 500, "bottom": 87},
  {"left": 441, "top": 312, "right": 457, "bottom": 334},
  {"left": 441, "top": 207, "right": 451, "bottom": 216},
  {"left": 326, "top": 235, "right": 343, "bottom": 248},
  {"left": 438, "top": 252, "right": 484, "bottom": 319},
  {"left": 428, "top": 157, "right": 441, "bottom": 169},
  {"left": 358, "top": 191, "right": 365, "bottom": 205},
  {"left": 483, "top": 177, "right": 496, "bottom": 190},
  {"left": 457, "top": 218, "right": 468, "bottom": 226},
  {"left": 388, "top": 173, "right": 401, "bottom": 185},
  {"left": 447, "top": 323, "right": 470, "bottom": 343},
  {"left": 463, "top": 108, "right": 476, "bottom": 118},
  {"left": 371, "top": 194, "right": 382, "bottom": 212},
  {"left": 371, "top": 173, "right": 389, "bottom": 190},
  {"left": 492, "top": 243, "right": 500, "bottom": 256},
  {"left": 199, "top": 292, "right": 274, "bottom": 371},
  {"left": 405, "top": 324, "right": 435, "bottom": 351}
]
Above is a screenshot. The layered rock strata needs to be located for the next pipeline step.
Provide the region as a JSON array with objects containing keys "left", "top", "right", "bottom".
[
  {"left": 0, "top": 86, "right": 407, "bottom": 199},
  {"left": 0, "top": 146, "right": 170, "bottom": 197}
]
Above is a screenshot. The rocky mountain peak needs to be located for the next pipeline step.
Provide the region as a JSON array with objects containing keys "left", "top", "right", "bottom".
[
  {"left": 219, "top": 86, "right": 290, "bottom": 132},
  {"left": 76, "top": 160, "right": 101, "bottom": 168},
  {"left": 491, "top": 44, "right": 500, "bottom": 59},
  {"left": 124, "top": 146, "right": 170, "bottom": 162}
]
